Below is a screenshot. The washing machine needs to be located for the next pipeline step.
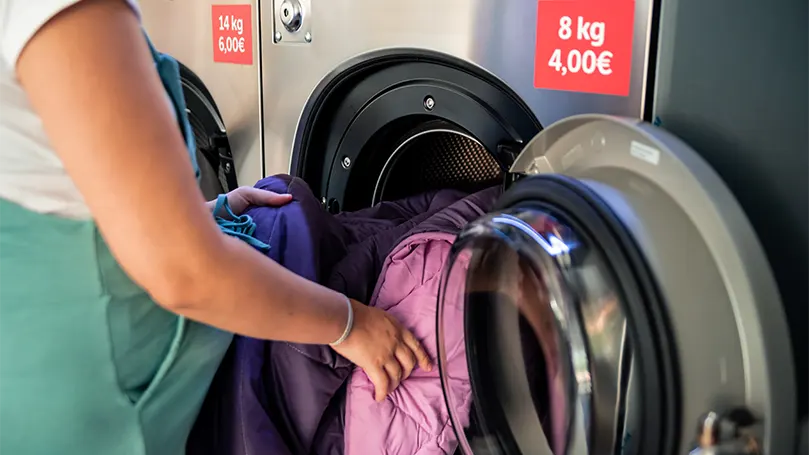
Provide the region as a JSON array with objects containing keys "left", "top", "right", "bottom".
[{"left": 139, "top": 0, "right": 807, "bottom": 453}]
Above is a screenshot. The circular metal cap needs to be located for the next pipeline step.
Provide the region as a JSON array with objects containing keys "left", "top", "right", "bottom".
[{"left": 279, "top": 0, "right": 303, "bottom": 32}]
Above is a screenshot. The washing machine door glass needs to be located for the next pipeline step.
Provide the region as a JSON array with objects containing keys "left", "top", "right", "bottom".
[{"left": 437, "top": 207, "right": 632, "bottom": 455}]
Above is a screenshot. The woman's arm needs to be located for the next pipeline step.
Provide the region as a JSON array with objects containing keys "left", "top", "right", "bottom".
[{"left": 15, "top": 0, "right": 351, "bottom": 345}]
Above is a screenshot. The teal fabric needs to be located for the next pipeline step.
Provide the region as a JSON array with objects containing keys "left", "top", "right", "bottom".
[
  {"left": 144, "top": 35, "right": 266, "bottom": 248},
  {"left": 0, "top": 35, "right": 236, "bottom": 454},
  {"left": 212, "top": 194, "right": 270, "bottom": 252},
  {"left": 144, "top": 33, "right": 200, "bottom": 181}
]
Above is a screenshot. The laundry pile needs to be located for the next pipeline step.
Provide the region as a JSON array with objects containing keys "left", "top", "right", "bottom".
[{"left": 187, "top": 174, "right": 500, "bottom": 455}]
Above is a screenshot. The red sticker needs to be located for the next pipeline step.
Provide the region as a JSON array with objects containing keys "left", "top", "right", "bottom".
[
  {"left": 212, "top": 4, "right": 253, "bottom": 65},
  {"left": 533, "top": 0, "right": 635, "bottom": 96}
]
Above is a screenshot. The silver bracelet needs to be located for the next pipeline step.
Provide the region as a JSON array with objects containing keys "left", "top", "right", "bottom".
[{"left": 329, "top": 296, "right": 354, "bottom": 347}]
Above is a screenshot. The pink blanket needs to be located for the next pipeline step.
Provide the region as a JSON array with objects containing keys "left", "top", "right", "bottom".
[{"left": 344, "top": 232, "right": 472, "bottom": 454}]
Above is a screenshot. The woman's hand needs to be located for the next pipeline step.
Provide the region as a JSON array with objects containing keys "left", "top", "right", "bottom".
[
  {"left": 332, "top": 300, "right": 433, "bottom": 402},
  {"left": 207, "top": 186, "right": 293, "bottom": 216}
]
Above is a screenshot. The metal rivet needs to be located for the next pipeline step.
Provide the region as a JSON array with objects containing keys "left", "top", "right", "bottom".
[
  {"left": 341, "top": 156, "right": 351, "bottom": 169},
  {"left": 274, "top": 31, "right": 282, "bottom": 42},
  {"left": 304, "top": 32, "right": 312, "bottom": 42},
  {"left": 224, "top": 162, "right": 232, "bottom": 173},
  {"left": 423, "top": 96, "right": 435, "bottom": 111}
]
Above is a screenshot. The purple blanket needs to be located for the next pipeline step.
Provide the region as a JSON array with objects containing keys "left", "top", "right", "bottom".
[{"left": 187, "top": 175, "right": 468, "bottom": 455}]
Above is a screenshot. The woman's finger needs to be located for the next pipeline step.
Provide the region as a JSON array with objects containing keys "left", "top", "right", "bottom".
[
  {"left": 366, "top": 365, "right": 391, "bottom": 402},
  {"left": 241, "top": 187, "right": 293, "bottom": 207},
  {"left": 384, "top": 361, "right": 403, "bottom": 393},
  {"left": 395, "top": 345, "right": 417, "bottom": 380},
  {"left": 401, "top": 329, "right": 432, "bottom": 372}
]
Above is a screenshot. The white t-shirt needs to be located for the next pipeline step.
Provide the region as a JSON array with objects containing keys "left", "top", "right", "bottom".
[{"left": 0, "top": 0, "right": 139, "bottom": 219}]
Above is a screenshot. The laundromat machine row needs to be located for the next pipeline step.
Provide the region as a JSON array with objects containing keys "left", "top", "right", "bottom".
[{"left": 140, "top": 0, "right": 808, "bottom": 453}]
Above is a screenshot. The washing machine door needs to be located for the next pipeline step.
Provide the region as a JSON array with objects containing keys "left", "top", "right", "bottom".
[{"left": 436, "top": 115, "right": 796, "bottom": 455}]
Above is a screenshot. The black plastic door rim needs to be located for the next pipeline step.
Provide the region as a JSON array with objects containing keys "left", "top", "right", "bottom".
[
  {"left": 324, "top": 83, "right": 517, "bottom": 206},
  {"left": 291, "top": 50, "right": 542, "bottom": 205}
]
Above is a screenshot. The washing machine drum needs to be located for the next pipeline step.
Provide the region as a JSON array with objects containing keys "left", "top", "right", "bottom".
[{"left": 435, "top": 115, "right": 795, "bottom": 455}]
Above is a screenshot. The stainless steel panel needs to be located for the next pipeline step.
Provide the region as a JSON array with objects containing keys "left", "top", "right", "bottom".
[
  {"left": 140, "top": 0, "right": 265, "bottom": 187},
  {"left": 139, "top": 0, "right": 653, "bottom": 185},
  {"left": 260, "top": 0, "right": 654, "bottom": 178}
]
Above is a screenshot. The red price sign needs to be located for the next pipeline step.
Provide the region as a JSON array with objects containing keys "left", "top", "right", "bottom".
[
  {"left": 533, "top": 0, "right": 635, "bottom": 96},
  {"left": 211, "top": 4, "right": 253, "bottom": 65}
]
